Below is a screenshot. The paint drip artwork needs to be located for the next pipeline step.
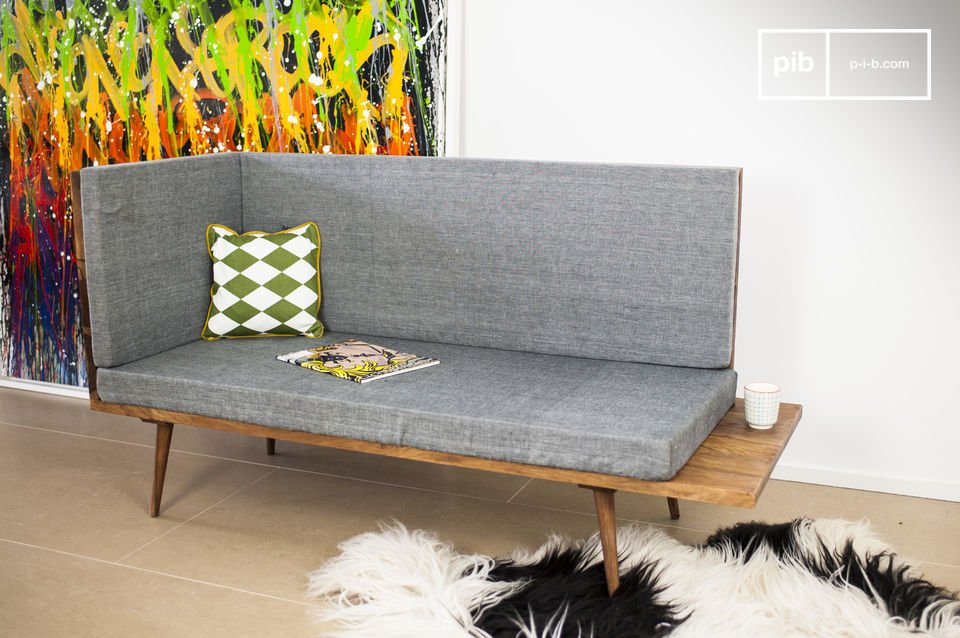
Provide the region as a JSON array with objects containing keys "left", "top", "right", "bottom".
[{"left": 0, "top": 0, "right": 448, "bottom": 386}]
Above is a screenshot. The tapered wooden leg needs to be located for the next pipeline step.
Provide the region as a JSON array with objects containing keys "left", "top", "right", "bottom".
[
  {"left": 591, "top": 487, "right": 620, "bottom": 596},
  {"left": 265, "top": 438, "right": 276, "bottom": 456},
  {"left": 667, "top": 497, "right": 680, "bottom": 520},
  {"left": 149, "top": 422, "right": 174, "bottom": 518}
]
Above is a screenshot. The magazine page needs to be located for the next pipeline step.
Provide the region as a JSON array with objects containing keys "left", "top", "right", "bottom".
[{"left": 277, "top": 339, "right": 438, "bottom": 383}]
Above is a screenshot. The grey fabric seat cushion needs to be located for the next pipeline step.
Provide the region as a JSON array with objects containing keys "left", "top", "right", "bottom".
[{"left": 96, "top": 333, "right": 736, "bottom": 480}]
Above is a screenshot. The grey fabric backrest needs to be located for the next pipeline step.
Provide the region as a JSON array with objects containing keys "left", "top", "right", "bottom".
[
  {"left": 241, "top": 154, "right": 741, "bottom": 368},
  {"left": 80, "top": 154, "right": 242, "bottom": 368}
]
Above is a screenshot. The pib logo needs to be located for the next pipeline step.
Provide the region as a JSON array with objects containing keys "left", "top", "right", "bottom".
[
  {"left": 773, "top": 51, "right": 815, "bottom": 77},
  {"left": 758, "top": 31, "right": 827, "bottom": 98}
]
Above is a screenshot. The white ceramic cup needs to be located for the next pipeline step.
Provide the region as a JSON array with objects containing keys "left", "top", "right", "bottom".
[{"left": 744, "top": 383, "right": 781, "bottom": 429}]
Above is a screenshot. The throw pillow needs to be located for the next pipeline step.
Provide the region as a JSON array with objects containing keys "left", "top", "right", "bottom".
[{"left": 202, "top": 222, "right": 324, "bottom": 339}]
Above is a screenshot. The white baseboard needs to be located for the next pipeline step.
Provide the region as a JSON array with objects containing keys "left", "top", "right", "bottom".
[
  {"left": 773, "top": 462, "right": 959, "bottom": 503},
  {"left": 0, "top": 377, "right": 89, "bottom": 400}
]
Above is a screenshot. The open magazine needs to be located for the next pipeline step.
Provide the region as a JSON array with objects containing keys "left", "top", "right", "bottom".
[{"left": 276, "top": 339, "right": 439, "bottom": 384}]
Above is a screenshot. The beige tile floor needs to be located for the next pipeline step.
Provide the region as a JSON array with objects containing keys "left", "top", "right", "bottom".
[{"left": 1, "top": 387, "right": 957, "bottom": 637}]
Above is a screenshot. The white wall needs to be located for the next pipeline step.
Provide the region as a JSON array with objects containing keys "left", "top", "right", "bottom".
[{"left": 457, "top": 0, "right": 960, "bottom": 501}]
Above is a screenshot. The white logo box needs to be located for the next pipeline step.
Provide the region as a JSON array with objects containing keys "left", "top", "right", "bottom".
[{"left": 758, "top": 29, "right": 931, "bottom": 101}]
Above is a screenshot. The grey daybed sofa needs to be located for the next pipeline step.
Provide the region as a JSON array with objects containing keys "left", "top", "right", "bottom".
[{"left": 72, "top": 153, "right": 801, "bottom": 595}]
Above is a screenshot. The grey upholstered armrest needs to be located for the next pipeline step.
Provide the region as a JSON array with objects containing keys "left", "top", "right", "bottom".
[{"left": 79, "top": 153, "right": 241, "bottom": 368}]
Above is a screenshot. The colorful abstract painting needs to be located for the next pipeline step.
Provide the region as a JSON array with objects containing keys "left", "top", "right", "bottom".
[{"left": 0, "top": 0, "right": 448, "bottom": 386}]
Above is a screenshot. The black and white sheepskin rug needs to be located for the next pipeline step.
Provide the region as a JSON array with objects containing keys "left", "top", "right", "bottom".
[{"left": 308, "top": 519, "right": 960, "bottom": 637}]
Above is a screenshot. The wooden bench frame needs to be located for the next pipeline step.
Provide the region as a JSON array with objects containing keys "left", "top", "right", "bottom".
[{"left": 70, "top": 171, "right": 801, "bottom": 596}]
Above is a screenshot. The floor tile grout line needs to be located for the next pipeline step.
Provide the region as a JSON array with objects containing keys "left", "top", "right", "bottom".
[
  {"left": 7, "top": 420, "right": 955, "bottom": 552},
  {"left": 498, "top": 496, "right": 721, "bottom": 538},
  {"left": 0, "top": 419, "right": 521, "bottom": 506},
  {"left": 9, "top": 414, "right": 702, "bottom": 532},
  {"left": 0, "top": 420, "right": 728, "bottom": 536},
  {"left": 507, "top": 499, "right": 715, "bottom": 536},
  {"left": 115, "top": 468, "right": 280, "bottom": 564},
  {"left": 251, "top": 461, "right": 514, "bottom": 505},
  {"left": 907, "top": 557, "right": 960, "bottom": 569},
  {"left": 504, "top": 495, "right": 960, "bottom": 550},
  {"left": 1, "top": 531, "right": 958, "bottom": 606},
  {"left": 6, "top": 420, "right": 960, "bottom": 580},
  {"left": 0, "top": 420, "right": 156, "bottom": 447},
  {"left": 0, "top": 420, "right": 753, "bottom": 528},
  {"left": 0, "top": 537, "right": 318, "bottom": 608},
  {"left": 506, "top": 478, "right": 533, "bottom": 504}
]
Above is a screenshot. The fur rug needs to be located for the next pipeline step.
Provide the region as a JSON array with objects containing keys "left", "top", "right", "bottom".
[{"left": 308, "top": 519, "right": 960, "bottom": 637}]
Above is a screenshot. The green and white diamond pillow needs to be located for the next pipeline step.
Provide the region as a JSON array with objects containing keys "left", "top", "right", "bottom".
[{"left": 202, "top": 222, "right": 324, "bottom": 339}]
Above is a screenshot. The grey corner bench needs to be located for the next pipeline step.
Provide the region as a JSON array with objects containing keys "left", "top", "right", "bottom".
[{"left": 72, "top": 153, "right": 801, "bottom": 595}]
